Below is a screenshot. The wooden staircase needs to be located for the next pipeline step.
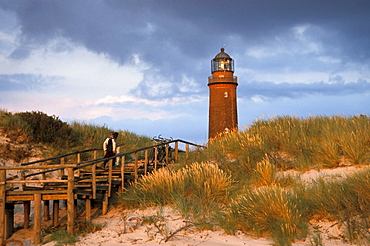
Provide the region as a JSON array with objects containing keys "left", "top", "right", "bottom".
[{"left": 0, "top": 139, "right": 204, "bottom": 244}]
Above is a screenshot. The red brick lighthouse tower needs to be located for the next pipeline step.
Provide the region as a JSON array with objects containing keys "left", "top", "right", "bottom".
[{"left": 208, "top": 48, "right": 238, "bottom": 139}]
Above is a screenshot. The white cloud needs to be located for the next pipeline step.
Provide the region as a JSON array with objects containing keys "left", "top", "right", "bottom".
[
  {"left": 251, "top": 95, "right": 266, "bottom": 103},
  {"left": 94, "top": 94, "right": 202, "bottom": 107},
  {"left": 179, "top": 75, "right": 201, "bottom": 93},
  {"left": 0, "top": 36, "right": 144, "bottom": 98},
  {"left": 317, "top": 56, "right": 341, "bottom": 64}
]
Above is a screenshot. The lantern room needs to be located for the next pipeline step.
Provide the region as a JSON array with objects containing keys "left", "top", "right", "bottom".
[{"left": 211, "top": 48, "right": 234, "bottom": 73}]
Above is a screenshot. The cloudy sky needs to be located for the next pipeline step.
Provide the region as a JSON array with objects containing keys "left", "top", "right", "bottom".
[{"left": 1, "top": 1, "right": 370, "bottom": 144}]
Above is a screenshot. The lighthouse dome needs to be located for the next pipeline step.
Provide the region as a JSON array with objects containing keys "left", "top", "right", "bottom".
[{"left": 214, "top": 48, "right": 231, "bottom": 60}]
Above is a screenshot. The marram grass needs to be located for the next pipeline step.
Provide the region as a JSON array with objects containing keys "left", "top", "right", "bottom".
[
  {"left": 121, "top": 162, "right": 234, "bottom": 211},
  {"left": 308, "top": 167, "right": 370, "bottom": 244},
  {"left": 202, "top": 115, "right": 370, "bottom": 176},
  {"left": 226, "top": 186, "right": 309, "bottom": 245},
  {"left": 119, "top": 115, "right": 370, "bottom": 245}
]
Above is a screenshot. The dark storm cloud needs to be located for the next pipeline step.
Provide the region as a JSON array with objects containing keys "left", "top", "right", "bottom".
[
  {"left": 0, "top": 74, "right": 48, "bottom": 91},
  {"left": 1, "top": 0, "right": 369, "bottom": 99}
]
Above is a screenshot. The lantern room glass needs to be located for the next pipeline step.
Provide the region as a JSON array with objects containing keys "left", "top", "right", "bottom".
[{"left": 211, "top": 59, "right": 234, "bottom": 73}]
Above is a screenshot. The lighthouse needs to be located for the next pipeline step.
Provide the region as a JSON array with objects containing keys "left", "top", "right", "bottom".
[{"left": 208, "top": 48, "right": 238, "bottom": 139}]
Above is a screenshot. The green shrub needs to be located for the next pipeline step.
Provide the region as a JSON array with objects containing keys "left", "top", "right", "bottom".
[{"left": 13, "top": 111, "right": 78, "bottom": 148}]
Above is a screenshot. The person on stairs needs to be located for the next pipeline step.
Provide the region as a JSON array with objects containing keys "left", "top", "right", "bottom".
[{"left": 102, "top": 132, "right": 117, "bottom": 168}]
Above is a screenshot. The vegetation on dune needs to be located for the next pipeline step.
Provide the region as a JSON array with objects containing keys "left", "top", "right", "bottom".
[
  {"left": 0, "top": 109, "right": 153, "bottom": 161},
  {"left": 122, "top": 114, "right": 370, "bottom": 245},
  {"left": 203, "top": 115, "right": 370, "bottom": 178},
  {"left": 121, "top": 162, "right": 233, "bottom": 229},
  {"left": 2, "top": 109, "right": 370, "bottom": 245}
]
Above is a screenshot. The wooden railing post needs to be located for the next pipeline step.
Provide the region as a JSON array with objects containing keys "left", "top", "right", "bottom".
[
  {"left": 134, "top": 152, "right": 139, "bottom": 182},
  {"left": 77, "top": 153, "right": 81, "bottom": 176},
  {"left": 154, "top": 147, "right": 158, "bottom": 170},
  {"left": 120, "top": 155, "right": 125, "bottom": 193},
  {"left": 186, "top": 143, "right": 189, "bottom": 159},
  {"left": 85, "top": 199, "right": 91, "bottom": 222},
  {"left": 116, "top": 146, "right": 120, "bottom": 166},
  {"left": 24, "top": 201, "right": 30, "bottom": 229},
  {"left": 93, "top": 149, "right": 98, "bottom": 198},
  {"left": 67, "top": 167, "right": 74, "bottom": 234},
  {"left": 60, "top": 157, "right": 65, "bottom": 177},
  {"left": 92, "top": 162, "right": 96, "bottom": 200},
  {"left": 174, "top": 141, "right": 179, "bottom": 162},
  {"left": 108, "top": 159, "right": 112, "bottom": 197},
  {"left": 102, "top": 192, "right": 108, "bottom": 215},
  {"left": 53, "top": 200, "right": 59, "bottom": 227},
  {"left": 165, "top": 144, "right": 169, "bottom": 164},
  {"left": 44, "top": 200, "right": 50, "bottom": 221},
  {"left": 0, "top": 169, "right": 6, "bottom": 244},
  {"left": 20, "top": 171, "right": 26, "bottom": 191},
  {"left": 144, "top": 150, "right": 148, "bottom": 174},
  {"left": 5, "top": 203, "right": 14, "bottom": 239},
  {"left": 33, "top": 193, "right": 42, "bottom": 244}
]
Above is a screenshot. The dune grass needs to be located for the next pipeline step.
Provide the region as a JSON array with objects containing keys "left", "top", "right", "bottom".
[
  {"left": 121, "top": 162, "right": 234, "bottom": 228},
  {"left": 3, "top": 109, "right": 370, "bottom": 245},
  {"left": 121, "top": 115, "right": 370, "bottom": 245},
  {"left": 227, "top": 186, "right": 309, "bottom": 245},
  {"left": 200, "top": 115, "right": 370, "bottom": 176},
  {"left": 307, "top": 167, "right": 370, "bottom": 245}
]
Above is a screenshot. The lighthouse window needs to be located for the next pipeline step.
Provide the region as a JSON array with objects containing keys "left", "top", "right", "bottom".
[
  {"left": 211, "top": 59, "right": 234, "bottom": 73},
  {"left": 224, "top": 92, "right": 228, "bottom": 98},
  {"left": 219, "top": 60, "right": 230, "bottom": 70}
]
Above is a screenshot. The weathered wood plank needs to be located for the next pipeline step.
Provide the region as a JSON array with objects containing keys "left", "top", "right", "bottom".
[
  {"left": 67, "top": 167, "right": 74, "bottom": 234},
  {"left": 85, "top": 199, "right": 91, "bottom": 222},
  {"left": 134, "top": 152, "right": 139, "bottom": 182},
  {"left": 102, "top": 192, "right": 108, "bottom": 215},
  {"left": 108, "top": 160, "right": 112, "bottom": 197},
  {"left": 24, "top": 201, "right": 30, "bottom": 229},
  {"left": 44, "top": 200, "right": 50, "bottom": 221},
  {"left": 6, "top": 195, "right": 34, "bottom": 202},
  {"left": 0, "top": 165, "right": 76, "bottom": 170},
  {"left": 0, "top": 170, "right": 6, "bottom": 244},
  {"left": 120, "top": 155, "right": 125, "bottom": 193},
  {"left": 7, "top": 190, "right": 68, "bottom": 195},
  {"left": 5, "top": 203, "right": 14, "bottom": 239},
  {"left": 33, "top": 193, "right": 42, "bottom": 244},
  {"left": 42, "top": 194, "right": 68, "bottom": 200},
  {"left": 53, "top": 200, "right": 59, "bottom": 227}
]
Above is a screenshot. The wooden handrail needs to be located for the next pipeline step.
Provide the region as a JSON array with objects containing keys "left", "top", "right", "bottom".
[
  {"left": 20, "top": 140, "right": 202, "bottom": 167},
  {"left": 15, "top": 139, "right": 204, "bottom": 184},
  {"left": 0, "top": 139, "right": 204, "bottom": 244},
  {"left": 21, "top": 143, "right": 126, "bottom": 166},
  {"left": 19, "top": 139, "right": 203, "bottom": 169}
]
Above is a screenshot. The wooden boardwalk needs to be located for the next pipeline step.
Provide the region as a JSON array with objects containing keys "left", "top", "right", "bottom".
[{"left": 0, "top": 139, "right": 203, "bottom": 244}]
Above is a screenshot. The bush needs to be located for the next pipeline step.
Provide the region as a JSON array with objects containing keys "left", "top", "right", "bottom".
[{"left": 13, "top": 111, "right": 77, "bottom": 147}]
